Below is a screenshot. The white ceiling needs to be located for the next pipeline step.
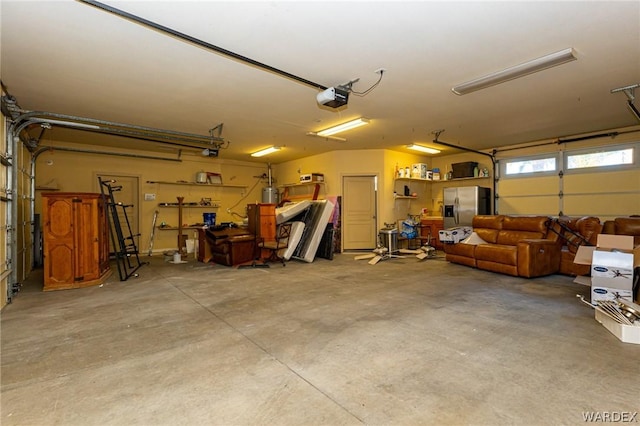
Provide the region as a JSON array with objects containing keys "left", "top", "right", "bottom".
[{"left": 2, "top": 1, "right": 639, "bottom": 163}]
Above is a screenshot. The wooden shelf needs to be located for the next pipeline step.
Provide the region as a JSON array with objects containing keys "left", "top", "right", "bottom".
[
  {"left": 147, "top": 180, "right": 246, "bottom": 189},
  {"left": 279, "top": 182, "right": 325, "bottom": 188},
  {"left": 431, "top": 176, "right": 490, "bottom": 183},
  {"left": 157, "top": 226, "right": 206, "bottom": 230},
  {"left": 394, "top": 177, "right": 430, "bottom": 182},
  {"left": 158, "top": 203, "right": 220, "bottom": 208},
  {"left": 279, "top": 182, "right": 324, "bottom": 201},
  {"left": 394, "top": 195, "right": 418, "bottom": 199}
]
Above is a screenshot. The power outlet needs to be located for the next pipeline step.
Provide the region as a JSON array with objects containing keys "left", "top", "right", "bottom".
[{"left": 144, "top": 193, "right": 156, "bottom": 201}]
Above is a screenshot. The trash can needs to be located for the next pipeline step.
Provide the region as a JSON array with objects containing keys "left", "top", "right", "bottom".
[{"left": 379, "top": 226, "right": 398, "bottom": 254}]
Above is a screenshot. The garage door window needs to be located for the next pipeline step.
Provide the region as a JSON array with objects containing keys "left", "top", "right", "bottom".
[
  {"left": 566, "top": 147, "right": 634, "bottom": 170},
  {"left": 504, "top": 156, "right": 557, "bottom": 176}
]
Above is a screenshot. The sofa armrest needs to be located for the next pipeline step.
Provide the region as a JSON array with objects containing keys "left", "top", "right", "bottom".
[{"left": 517, "top": 239, "right": 561, "bottom": 277}]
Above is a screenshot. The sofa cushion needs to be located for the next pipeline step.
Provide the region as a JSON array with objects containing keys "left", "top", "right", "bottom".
[
  {"left": 472, "top": 215, "right": 504, "bottom": 229},
  {"left": 572, "top": 216, "right": 602, "bottom": 252},
  {"left": 615, "top": 217, "right": 640, "bottom": 235},
  {"left": 502, "top": 216, "right": 549, "bottom": 234},
  {"left": 476, "top": 228, "right": 500, "bottom": 244},
  {"left": 444, "top": 242, "right": 477, "bottom": 258},
  {"left": 472, "top": 215, "right": 504, "bottom": 244},
  {"left": 602, "top": 217, "right": 640, "bottom": 246},
  {"left": 497, "top": 230, "right": 545, "bottom": 246},
  {"left": 475, "top": 244, "right": 517, "bottom": 266}
]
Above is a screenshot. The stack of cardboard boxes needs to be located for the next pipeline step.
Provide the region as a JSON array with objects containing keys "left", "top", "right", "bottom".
[{"left": 574, "top": 234, "right": 640, "bottom": 344}]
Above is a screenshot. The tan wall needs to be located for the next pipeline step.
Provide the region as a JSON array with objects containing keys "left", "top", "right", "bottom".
[
  {"left": 273, "top": 149, "right": 433, "bottom": 229},
  {"left": 34, "top": 143, "right": 270, "bottom": 254}
]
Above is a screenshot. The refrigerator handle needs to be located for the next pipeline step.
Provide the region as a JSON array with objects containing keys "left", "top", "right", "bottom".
[{"left": 454, "top": 196, "right": 459, "bottom": 224}]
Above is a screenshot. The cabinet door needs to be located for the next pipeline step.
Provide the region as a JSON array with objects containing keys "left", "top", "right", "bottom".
[
  {"left": 259, "top": 204, "right": 276, "bottom": 241},
  {"left": 247, "top": 203, "right": 276, "bottom": 241},
  {"left": 43, "top": 196, "right": 75, "bottom": 287},
  {"left": 74, "top": 197, "right": 101, "bottom": 282},
  {"left": 421, "top": 219, "right": 444, "bottom": 250}
]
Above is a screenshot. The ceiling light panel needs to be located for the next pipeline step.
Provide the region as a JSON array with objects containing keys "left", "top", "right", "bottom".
[
  {"left": 316, "top": 118, "right": 370, "bottom": 137},
  {"left": 251, "top": 146, "right": 281, "bottom": 157},
  {"left": 452, "top": 48, "right": 577, "bottom": 95},
  {"left": 407, "top": 144, "right": 441, "bottom": 154}
]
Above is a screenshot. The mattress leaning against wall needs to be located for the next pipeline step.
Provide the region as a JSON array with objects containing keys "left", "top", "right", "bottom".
[
  {"left": 275, "top": 200, "right": 311, "bottom": 224},
  {"left": 282, "top": 221, "right": 305, "bottom": 261},
  {"left": 291, "top": 200, "right": 335, "bottom": 262}
]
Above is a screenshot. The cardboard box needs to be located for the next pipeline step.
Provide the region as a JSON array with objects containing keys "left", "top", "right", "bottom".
[
  {"left": 411, "top": 163, "right": 429, "bottom": 179},
  {"left": 595, "top": 308, "right": 640, "bottom": 344},
  {"left": 300, "top": 173, "right": 324, "bottom": 183},
  {"left": 573, "top": 234, "right": 640, "bottom": 303},
  {"left": 439, "top": 226, "right": 472, "bottom": 243}
]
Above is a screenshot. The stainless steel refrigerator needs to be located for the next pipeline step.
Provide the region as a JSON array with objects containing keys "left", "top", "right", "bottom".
[{"left": 443, "top": 186, "right": 491, "bottom": 229}]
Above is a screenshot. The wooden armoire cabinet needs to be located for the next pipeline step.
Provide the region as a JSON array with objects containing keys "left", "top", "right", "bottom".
[
  {"left": 42, "top": 192, "right": 111, "bottom": 291},
  {"left": 247, "top": 203, "right": 276, "bottom": 241}
]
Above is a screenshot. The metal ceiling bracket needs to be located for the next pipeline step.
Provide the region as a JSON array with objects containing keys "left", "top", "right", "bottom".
[
  {"left": 611, "top": 83, "right": 638, "bottom": 101},
  {"left": 611, "top": 83, "right": 640, "bottom": 121}
]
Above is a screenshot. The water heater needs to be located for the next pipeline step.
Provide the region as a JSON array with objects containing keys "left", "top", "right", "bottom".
[{"left": 261, "top": 163, "right": 279, "bottom": 204}]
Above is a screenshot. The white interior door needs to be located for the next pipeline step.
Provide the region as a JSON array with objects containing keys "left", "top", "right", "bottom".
[{"left": 342, "top": 175, "right": 377, "bottom": 250}]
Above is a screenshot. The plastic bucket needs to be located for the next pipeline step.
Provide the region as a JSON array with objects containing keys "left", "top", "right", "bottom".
[{"left": 203, "top": 212, "right": 216, "bottom": 226}]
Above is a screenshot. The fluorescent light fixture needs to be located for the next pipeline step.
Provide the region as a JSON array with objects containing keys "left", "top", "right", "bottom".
[
  {"left": 316, "top": 117, "right": 370, "bottom": 137},
  {"left": 306, "top": 132, "right": 347, "bottom": 142},
  {"left": 407, "top": 144, "right": 441, "bottom": 154},
  {"left": 452, "top": 48, "right": 577, "bottom": 95},
  {"left": 251, "top": 146, "right": 281, "bottom": 157}
]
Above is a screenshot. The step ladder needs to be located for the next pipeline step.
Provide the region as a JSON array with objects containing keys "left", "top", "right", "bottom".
[{"left": 99, "top": 177, "right": 146, "bottom": 281}]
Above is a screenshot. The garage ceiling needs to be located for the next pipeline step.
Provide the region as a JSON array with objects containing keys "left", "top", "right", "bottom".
[{"left": 2, "top": 1, "right": 639, "bottom": 163}]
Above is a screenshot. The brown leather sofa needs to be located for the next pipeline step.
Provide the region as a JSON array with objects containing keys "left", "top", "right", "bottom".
[
  {"left": 550, "top": 216, "right": 602, "bottom": 276},
  {"left": 603, "top": 216, "right": 640, "bottom": 245},
  {"left": 443, "top": 215, "right": 561, "bottom": 277}
]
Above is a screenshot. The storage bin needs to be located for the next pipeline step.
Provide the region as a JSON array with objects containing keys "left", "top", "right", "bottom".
[
  {"left": 203, "top": 212, "right": 217, "bottom": 226},
  {"left": 451, "top": 162, "right": 478, "bottom": 179}
]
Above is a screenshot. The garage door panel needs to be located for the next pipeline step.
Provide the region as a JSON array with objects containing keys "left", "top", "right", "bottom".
[
  {"left": 499, "top": 176, "right": 557, "bottom": 196},
  {"left": 498, "top": 195, "right": 558, "bottom": 216},
  {"left": 564, "top": 193, "right": 640, "bottom": 218},
  {"left": 564, "top": 170, "right": 640, "bottom": 192}
]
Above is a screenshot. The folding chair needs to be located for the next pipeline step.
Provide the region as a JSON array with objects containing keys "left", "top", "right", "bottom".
[{"left": 258, "top": 222, "right": 293, "bottom": 266}]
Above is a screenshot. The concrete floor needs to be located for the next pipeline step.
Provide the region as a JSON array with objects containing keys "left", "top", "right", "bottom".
[{"left": 1, "top": 251, "right": 638, "bottom": 425}]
